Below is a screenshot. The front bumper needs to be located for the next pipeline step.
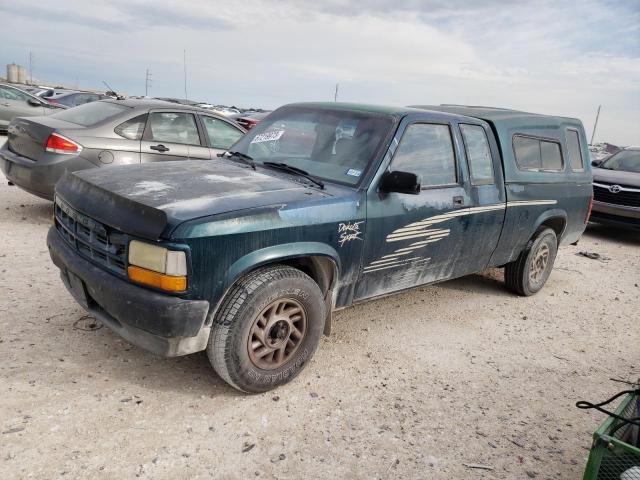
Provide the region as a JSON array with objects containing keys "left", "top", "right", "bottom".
[
  {"left": 47, "top": 227, "right": 211, "bottom": 356},
  {"left": 0, "top": 146, "right": 94, "bottom": 201},
  {"left": 590, "top": 201, "right": 640, "bottom": 230}
]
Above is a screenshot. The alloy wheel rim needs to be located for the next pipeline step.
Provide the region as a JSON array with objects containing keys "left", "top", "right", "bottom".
[
  {"left": 529, "top": 243, "right": 550, "bottom": 284},
  {"left": 247, "top": 298, "right": 307, "bottom": 370}
]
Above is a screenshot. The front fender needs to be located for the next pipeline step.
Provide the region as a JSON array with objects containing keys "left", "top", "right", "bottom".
[
  {"left": 226, "top": 242, "right": 341, "bottom": 283},
  {"left": 206, "top": 242, "right": 342, "bottom": 326}
]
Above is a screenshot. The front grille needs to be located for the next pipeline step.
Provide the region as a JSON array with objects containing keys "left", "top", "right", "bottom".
[
  {"left": 54, "top": 197, "right": 128, "bottom": 276},
  {"left": 593, "top": 183, "right": 640, "bottom": 207}
]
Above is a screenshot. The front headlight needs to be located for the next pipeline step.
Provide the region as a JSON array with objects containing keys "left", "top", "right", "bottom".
[{"left": 128, "top": 240, "right": 187, "bottom": 292}]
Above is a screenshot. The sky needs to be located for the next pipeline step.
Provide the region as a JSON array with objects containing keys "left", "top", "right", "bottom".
[{"left": 1, "top": 0, "right": 639, "bottom": 145}]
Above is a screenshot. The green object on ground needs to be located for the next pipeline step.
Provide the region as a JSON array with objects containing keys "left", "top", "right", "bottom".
[{"left": 583, "top": 388, "right": 640, "bottom": 480}]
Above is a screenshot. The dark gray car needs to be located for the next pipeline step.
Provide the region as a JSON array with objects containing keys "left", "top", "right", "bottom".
[
  {"left": 590, "top": 146, "right": 640, "bottom": 229},
  {"left": 0, "top": 98, "right": 246, "bottom": 200},
  {"left": 0, "top": 83, "right": 62, "bottom": 131},
  {"left": 47, "top": 91, "right": 112, "bottom": 109}
]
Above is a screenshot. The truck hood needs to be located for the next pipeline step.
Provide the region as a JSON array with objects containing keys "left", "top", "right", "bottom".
[
  {"left": 56, "top": 160, "right": 332, "bottom": 239},
  {"left": 593, "top": 167, "right": 640, "bottom": 187}
]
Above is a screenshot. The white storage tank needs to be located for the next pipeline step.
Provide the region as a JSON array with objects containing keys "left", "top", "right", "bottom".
[
  {"left": 7, "top": 63, "right": 19, "bottom": 83},
  {"left": 17, "top": 65, "right": 27, "bottom": 84}
]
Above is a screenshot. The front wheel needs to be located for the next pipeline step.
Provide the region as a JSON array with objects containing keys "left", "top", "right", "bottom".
[
  {"left": 208, "top": 265, "right": 325, "bottom": 393},
  {"left": 504, "top": 227, "right": 558, "bottom": 296}
]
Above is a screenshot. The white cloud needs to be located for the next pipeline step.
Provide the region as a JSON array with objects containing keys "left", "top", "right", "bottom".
[{"left": 1, "top": 0, "right": 638, "bottom": 144}]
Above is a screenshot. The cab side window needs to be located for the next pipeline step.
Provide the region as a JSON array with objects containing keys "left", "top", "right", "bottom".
[
  {"left": 147, "top": 112, "right": 201, "bottom": 146},
  {"left": 460, "top": 124, "right": 494, "bottom": 184},
  {"left": 201, "top": 116, "right": 243, "bottom": 149},
  {"left": 566, "top": 129, "right": 584, "bottom": 170},
  {"left": 0, "top": 86, "right": 32, "bottom": 102},
  {"left": 115, "top": 114, "right": 148, "bottom": 140},
  {"left": 391, "top": 123, "right": 457, "bottom": 187}
]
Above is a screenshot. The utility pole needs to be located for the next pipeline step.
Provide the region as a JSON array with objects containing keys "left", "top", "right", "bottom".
[
  {"left": 28, "top": 51, "right": 33, "bottom": 84},
  {"left": 590, "top": 105, "right": 601, "bottom": 145},
  {"left": 183, "top": 49, "right": 188, "bottom": 100},
  {"left": 334, "top": 83, "right": 339, "bottom": 102},
  {"left": 145, "top": 69, "right": 152, "bottom": 96}
]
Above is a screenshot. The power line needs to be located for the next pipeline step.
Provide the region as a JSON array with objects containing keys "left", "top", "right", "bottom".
[
  {"left": 590, "top": 105, "right": 601, "bottom": 144},
  {"left": 145, "top": 68, "right": 152, "bottom": 96},
  {"left": 183, "top": 49, "right": 188, "bottom": 100}
]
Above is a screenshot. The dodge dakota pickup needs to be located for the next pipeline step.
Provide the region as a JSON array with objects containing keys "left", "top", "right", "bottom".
[{"left": 47, "top": 102, "right": 593, "bottom": 392}]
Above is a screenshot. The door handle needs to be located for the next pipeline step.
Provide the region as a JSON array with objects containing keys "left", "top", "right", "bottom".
[
  {"left": 453, "top": 196, "right": 465, "bottom": 207},
  {"left": 150, "top": 144, "right": 169, "bottom": 152}
]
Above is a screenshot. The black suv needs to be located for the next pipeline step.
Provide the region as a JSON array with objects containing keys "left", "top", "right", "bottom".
[{"left": 591, "top": 147, "right": 640, "bottom": 229}]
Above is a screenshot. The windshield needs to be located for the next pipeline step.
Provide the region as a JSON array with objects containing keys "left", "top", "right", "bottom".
[
  {"left": 50, "top": 101, "right": 130, "bottom": 126},
  {"left": 229, "top": 106, "right": 395, "bottom": 186},
  {"left": 600, "top": 149, "right": 640, "bottom": 173}
]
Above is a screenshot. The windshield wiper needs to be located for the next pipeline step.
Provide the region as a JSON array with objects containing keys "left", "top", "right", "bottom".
[
  {"left": 218, "top": 151, "right": 256, "bottom": 170},
  {"left": 262, "top": 162, "right": 325, "bottom": 189}
]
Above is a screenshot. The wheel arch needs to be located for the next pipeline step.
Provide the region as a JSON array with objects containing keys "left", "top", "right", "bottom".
[
  {"left": 533, "top": 209, "right": 567, "bottom": 244},
  {"left": 208, "top": 242, "right": 341, "bottom": 335}
]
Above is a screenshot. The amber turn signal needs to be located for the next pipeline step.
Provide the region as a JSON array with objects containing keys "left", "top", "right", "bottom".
[{"left": 127, "top": 265, "right": 187, "bottom": 292}]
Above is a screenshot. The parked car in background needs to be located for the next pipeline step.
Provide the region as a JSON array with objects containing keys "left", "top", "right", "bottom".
[
  {"left": 590, "top": 146, "right": 640, "bottom": 229},
  {"left": 0, "top": 83, "right": 62, "bottom": 131},
  {"left": 235, "top": 111, "right": 270, "bottom": 130},
  {"left": 45, "top": 91, "right": 111, "bottom": 109},
  {"left": 22, "top": 86, "right": 55, "bottom": 98},
  {"left": 0, "top": 98, "right": 246, "bottom": 199},
  {"left": 45, "top": 102, "right": 591, "bottom": 392}
]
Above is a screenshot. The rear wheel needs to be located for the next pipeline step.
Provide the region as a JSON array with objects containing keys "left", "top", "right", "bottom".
[
  {"left": 208, "top": 265, "right": 325, "bottom": 393},
  {"left": 504, "top": 227, "right": 558, "bottom": 296}
]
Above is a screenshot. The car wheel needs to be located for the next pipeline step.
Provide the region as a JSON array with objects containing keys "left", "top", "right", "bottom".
[
  {"left": 208, "top": 265, "right": 325, "bottom": 393},
  {"left": 504, "top": 227, "right": 558, "bottom": 296}
]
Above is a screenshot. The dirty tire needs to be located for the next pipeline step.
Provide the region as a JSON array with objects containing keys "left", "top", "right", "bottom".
[
  {"left": 504, "top": 227, "right": 558, "bottom": 296},
  {"left": 208, "top": 265, "right": 325, "bottom": 393}
]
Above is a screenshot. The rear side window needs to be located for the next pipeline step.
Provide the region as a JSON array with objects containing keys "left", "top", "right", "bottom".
[
  {"left": 566, "top": 129, "right": 584, "bottom": 170},
  {"left": 200, "top": 116, "right": 243, "bottom": 149},
  {"left": 391, "top": 123, "right": 457, "bottom": 187},
  {"left": 115, "top": 114, "right": 147, "bottom": 140},
  {"left": 0, "top": 86, "right": 33, "bottom": 102},
  {"left": 146, "top": 112, "right": 201, "bottom": 146},
  {"left": 50, "top": 101, "right": 130, "bottom": 126},
  {"left": 513, "top": 135, "right": 563, "bottom": 172},
  {"left": 460, "top": 124, "right": 494, "bottom": 184}
]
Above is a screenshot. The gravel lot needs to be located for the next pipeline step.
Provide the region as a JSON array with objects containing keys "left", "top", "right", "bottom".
[{"left": 0, "top": 146, "right": 638, "bottom": 479}]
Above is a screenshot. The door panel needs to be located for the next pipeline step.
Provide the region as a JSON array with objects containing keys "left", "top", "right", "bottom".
[
  {"left": 355, "top": 186, "right": 471, "bottom": 300},
  {"left": 355, "top": 121, "right": 469, "bottom": 300},
  {"left": 188, "top": 145, "right": 211, "bottom": 160},
  {"left": 454, "top": 123, "right": 506, "bottom": 275},
  {"left": 141, "top": 111, "right": 200, "bottom": 162}
]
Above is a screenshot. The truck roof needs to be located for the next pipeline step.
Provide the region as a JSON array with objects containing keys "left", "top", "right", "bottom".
[
  {"left": 411, "top": 104, "right": 582, "bottom": 130},
  {"left": 288, "top": 102, "right": 421, "bottom": 117}
]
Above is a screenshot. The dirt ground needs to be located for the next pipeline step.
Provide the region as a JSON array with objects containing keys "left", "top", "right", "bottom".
[{"left": 0, "top": 147, "right": 638, "bottom": 479}]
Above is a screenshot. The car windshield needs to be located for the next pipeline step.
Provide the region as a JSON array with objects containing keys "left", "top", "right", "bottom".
[
  {"left": 50, "top": 101, "right": 130, "bottom": 126},
  {"left": 228, "top": 106, "right": 395, "bottom": 186},
  {"left": 599, "top": 149, "right": 640, "bottom": 173}
]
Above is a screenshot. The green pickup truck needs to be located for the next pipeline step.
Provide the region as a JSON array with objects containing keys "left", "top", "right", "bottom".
[{"left": 47, "top": 103, "right": 593, "bottom": 392}]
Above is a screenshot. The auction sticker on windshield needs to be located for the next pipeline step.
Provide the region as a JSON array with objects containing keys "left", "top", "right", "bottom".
[{"left": 251, "top": 130, "right": 285, "bottom": 144}]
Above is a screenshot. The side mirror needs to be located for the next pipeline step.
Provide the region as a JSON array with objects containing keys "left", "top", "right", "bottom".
[
  {"left": 591, "top": 159, "right": 602, "bottom": 167},
  {"left": 379, "top": 171, "right": 421, "bottom": 195},
  {"left": 27, "top": 98, "right": 42, "bottom": 107}
]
